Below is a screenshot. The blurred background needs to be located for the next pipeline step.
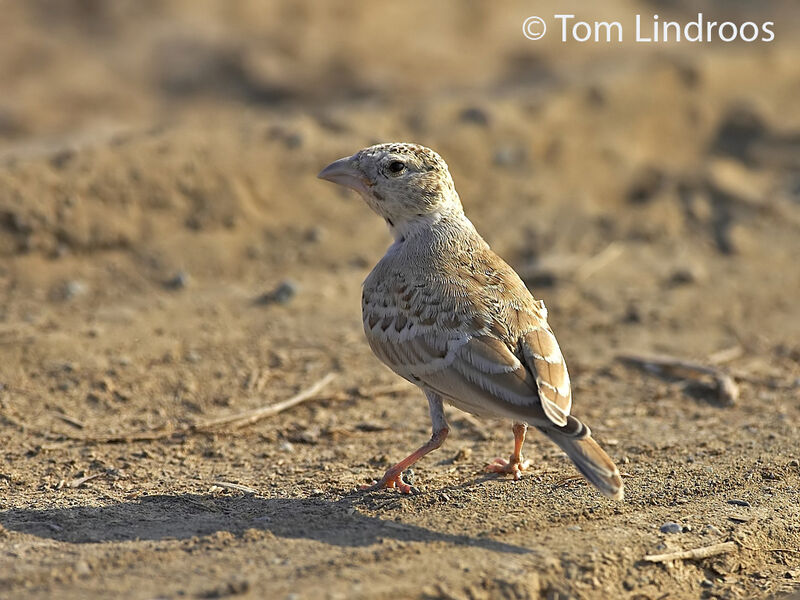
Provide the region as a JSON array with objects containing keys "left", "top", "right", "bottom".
[{"left": 1, "top": 1, "right": 799, "bottom": 599}]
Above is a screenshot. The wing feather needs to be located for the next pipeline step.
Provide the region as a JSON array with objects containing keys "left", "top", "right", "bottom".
[{"left": 520, "top": 325, "right": 572, "bottom": 426}]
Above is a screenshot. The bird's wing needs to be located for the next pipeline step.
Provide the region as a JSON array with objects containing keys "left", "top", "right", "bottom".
[
  {"left": 362, "top": 248, "right": 571, "bottom": 427},
  {"left": 363, "top": 298, "right": 558, "bottom": 426}
]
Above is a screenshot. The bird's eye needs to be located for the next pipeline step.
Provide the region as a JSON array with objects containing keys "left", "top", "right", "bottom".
[{"left": 387, "top": 160, "right": 406, "bottom": 174}]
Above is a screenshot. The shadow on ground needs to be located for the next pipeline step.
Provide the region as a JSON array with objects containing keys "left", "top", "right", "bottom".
[{"left": 0, "top": 494, "right": 530, "bottom": 555}]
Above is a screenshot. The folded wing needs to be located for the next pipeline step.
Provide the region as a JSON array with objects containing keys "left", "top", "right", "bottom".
[{"left": 364, "top": 302, "right": 571, "bottom": 427}]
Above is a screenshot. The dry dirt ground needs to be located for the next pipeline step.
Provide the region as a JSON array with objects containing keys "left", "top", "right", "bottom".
[{"left": 1, "top": 2, "right": 800, "bottom": 599}]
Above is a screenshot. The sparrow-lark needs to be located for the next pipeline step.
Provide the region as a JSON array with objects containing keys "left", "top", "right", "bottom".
[{"left": 318, "top": 143, "right": 624, "bottom": 500}]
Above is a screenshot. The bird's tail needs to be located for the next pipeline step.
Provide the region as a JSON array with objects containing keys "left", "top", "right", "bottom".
[{"left": 540, "top": 417, "right": 624, "bottom": 501}]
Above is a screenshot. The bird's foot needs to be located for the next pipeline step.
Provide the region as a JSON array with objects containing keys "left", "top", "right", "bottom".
[
  {"left": 360, "top": 469, "right": 419, "bottom": 494},
  {"left": 485, "top": 457, "right": 531, "bottom": 481}
]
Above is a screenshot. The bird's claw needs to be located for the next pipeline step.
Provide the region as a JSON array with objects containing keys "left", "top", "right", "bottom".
[
  {"left": 360, "top": 471, "right": 419, "bottom": 494},
  {"left": 485, "top": 457, "right": 531, "bottom": 481}
]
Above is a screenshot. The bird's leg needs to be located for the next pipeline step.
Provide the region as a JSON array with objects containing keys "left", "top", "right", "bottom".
[
  {"left": 362, "top": 392, "right": 449, "bottom": 494},
  {"left": 485, "top": 422, "right": 531, "bottom": 480}
]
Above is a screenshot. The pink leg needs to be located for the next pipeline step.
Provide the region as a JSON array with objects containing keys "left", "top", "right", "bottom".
[
  {"left": 362, "top": 392, "right": 449, "bottom": 494},
  {"left": 485, "top": 422, "right": 531, "bottom": 481}
]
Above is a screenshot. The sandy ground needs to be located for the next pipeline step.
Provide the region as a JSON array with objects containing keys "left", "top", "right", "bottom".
[{"left": 1, "top": 2, "right": 800, "bottom": 599}]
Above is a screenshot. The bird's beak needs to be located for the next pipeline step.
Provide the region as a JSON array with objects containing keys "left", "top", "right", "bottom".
[{"left": 317, "top": 156, "right": 367, "bottom": 192}]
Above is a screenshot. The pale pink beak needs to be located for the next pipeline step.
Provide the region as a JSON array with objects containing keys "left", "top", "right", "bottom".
[{"left": 317, "top": 156, "right": 368, "bottom": 192}]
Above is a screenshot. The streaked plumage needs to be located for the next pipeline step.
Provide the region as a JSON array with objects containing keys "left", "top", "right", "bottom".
[{"left": 318, "top": 143, "right": 623, "bottom": 500}]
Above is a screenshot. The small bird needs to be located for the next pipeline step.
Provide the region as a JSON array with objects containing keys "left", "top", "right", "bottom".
[{"left": 318, "top": 143, "right": 624, "bottom": 500}]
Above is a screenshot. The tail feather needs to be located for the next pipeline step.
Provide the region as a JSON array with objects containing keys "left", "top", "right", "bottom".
[{"left": 541, "top": 421, "right": 624, "bottom": 501}]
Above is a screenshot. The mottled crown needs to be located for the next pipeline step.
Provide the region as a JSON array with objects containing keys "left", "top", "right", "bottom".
[{"left": 354, "top": 143, "right": 450, "bottom": 175}]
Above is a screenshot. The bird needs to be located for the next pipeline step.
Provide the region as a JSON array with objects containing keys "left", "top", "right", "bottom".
[{"left": 318, "top": 143, "right": 624, "bottom": 500}]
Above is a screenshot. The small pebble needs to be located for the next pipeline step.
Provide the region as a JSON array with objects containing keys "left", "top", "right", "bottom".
[
  {"left": 727, "top": 499, "right": 751, "bottom": 507},
  {"left": 50, "top": 148, "right": 76, "bottom": 169},
  {"left": 305, "top": 226, "right": 325, "bottom": 243},
  {"left": 402, "top": 468, "right": 415, "bottom": 485},
  {"left": 453, "top": 447, "right": 472, "bottom": 462},
  {"left": 622, "top": 304, "right": 641, "bottom": 323},
  {"left": 627, "top": 166, "right": 665, "bottom": 203},
  {"left": 585, "top": 85, "right": 606, "bottom": 107},
  {"left": 701, "top": 579, "right": 714, "bottom": 588},
  {"left": 459, "top": 106, "right": 490, "bottom": 126},
  {"left": 164, "top": 270, "right": 190, "bottom": 290},
  {"left": 622, "top": 579, "right": 636, "bottom": 591},
  {"left": 668, "top": 264, "right": 707, "bottom": 286},
  {"left": 284, "top": 132, "right": 303, "bottom": 149},
  {"left": 61, "top": 280, "right": 88, "bottom": 300},
  {"left": 704, "top": 525, "right": 723, "bottom": 536},
  {"left": 74, "top": 560, "right": 91, "bottom": 576},
  {"left": 660, "top": 522, "right": 683, "bottom": 534},
  {"left": 256, "top": 280, "right": 298, "bottom": 305}
]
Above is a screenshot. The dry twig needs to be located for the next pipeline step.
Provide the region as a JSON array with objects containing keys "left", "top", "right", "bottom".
[
  {"left": 644, "top": 541, "right": 737, "bottom": 563},
  {"left": 707, "top": 345, "right": 743, "bottom": 365},
  {"left": 617, "top": 353, "right": 739, "bottom": 405},
  {"left": 210, "top": 481, "right": 258, "bottom": 494},
  {"left": 575, "top": 242, "right": 625, "bottom": 282},
  {"left": 67, "top": 472, "right": 106, "bottom": 488},
  {"left": 53, "top": 413, "right": 85, "bottom": 430},
  {"left": 70, "top": 372, "right": 337, "bottom": 443},
  {"left": 57, "top": 373, "right": 416, "bottom": 445},
  {"left": 194, "top": 372, "right": 336, "bottom": 431}
]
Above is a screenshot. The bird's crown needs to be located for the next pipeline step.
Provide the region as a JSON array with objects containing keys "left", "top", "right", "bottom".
[{"left": 354, "top": 143, "right": 449, "bottom": 175}]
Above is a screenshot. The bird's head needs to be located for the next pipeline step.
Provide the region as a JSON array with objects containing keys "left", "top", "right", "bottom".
[{"left": 318, "top": 143, "right": 462, "bottom": 239}]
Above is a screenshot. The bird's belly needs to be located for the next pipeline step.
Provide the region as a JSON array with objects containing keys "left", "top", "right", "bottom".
[{"left": 439, "top": 393, "right": 497, "bottom": 419}]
